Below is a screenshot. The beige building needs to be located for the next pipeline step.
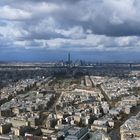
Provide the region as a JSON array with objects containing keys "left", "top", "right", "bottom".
[
  {"left": 12, "top": 126, "right": 30, "bottom": 136},
  {"left": 10, "top": 118, "right": 29, "bottom": 127},
  {"left": 0, "top": 123, "right": 12, "bottom": 134},
  {"left": 91, "top": 125, "right": 108, "bottom": 133},
  {"left": 120, "top": 112, "right": 140, "bottom": 140}
]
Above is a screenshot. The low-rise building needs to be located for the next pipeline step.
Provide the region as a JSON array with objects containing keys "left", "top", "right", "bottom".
[{"left": 120, "top": 112, "right": 140, "bottom": 140}]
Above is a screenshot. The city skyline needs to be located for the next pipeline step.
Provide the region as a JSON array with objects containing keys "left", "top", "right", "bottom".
[{"left": 0, "top": 0, "right": 140, "bottom": 61}]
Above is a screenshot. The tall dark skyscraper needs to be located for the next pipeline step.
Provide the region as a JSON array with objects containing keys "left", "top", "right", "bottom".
[{"left": 68, "top": 52, "right": 71, "bottom": 67}]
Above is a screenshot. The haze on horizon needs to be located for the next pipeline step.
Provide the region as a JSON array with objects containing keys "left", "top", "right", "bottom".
[{"left": 0, "top": 0, "right": 140, "bottom": 62}]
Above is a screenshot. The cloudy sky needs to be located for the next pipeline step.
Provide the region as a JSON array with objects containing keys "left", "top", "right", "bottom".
[{"left": 0, "top": 0, "right": 140, "bottom": 61}]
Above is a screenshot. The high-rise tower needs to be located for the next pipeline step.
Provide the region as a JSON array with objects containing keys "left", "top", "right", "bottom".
[{"left": 68, "top": 52, "right": 71, "bottom": 67}]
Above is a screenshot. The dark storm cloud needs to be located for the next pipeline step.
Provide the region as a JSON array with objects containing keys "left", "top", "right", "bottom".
[
  {"left": 17, "top": 31, "right": 69, "bottom": 41},
  {"left": 1, "top": 0, "right": 140, "bottom": 36},
  {"left": 45, "top": 0, "right": 140, "bottom": 37}
]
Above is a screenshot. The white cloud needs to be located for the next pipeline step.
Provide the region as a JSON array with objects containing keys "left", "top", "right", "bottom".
[
  {"left": 30, "top": 2, "right": 60, "bottom": 13},
  {"left": 0, "top": 5, "right": 32, "bottom": 20},
  {"left": 115, "top": 36, "right": 138, "bottom": 46},
  {"left": 1, "top": 0, "right": 140, "bottom": 53},
  {"left": 56, "top": 26, "right": 86, "bottom": 39}
]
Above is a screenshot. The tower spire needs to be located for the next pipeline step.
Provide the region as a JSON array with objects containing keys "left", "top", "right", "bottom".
[{"left": 68, "top": 52, "right": 71, "bottom": 67}]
